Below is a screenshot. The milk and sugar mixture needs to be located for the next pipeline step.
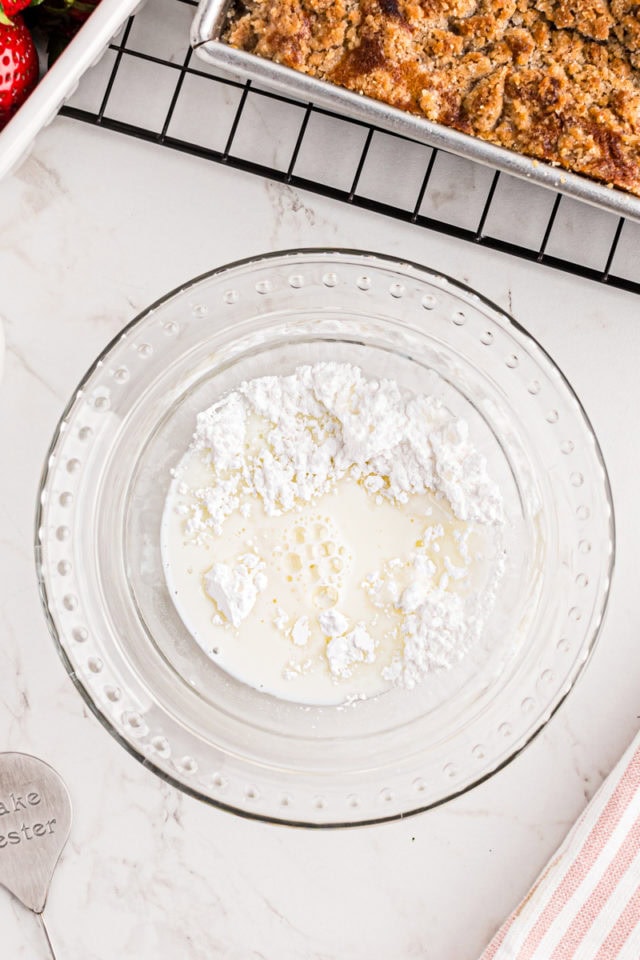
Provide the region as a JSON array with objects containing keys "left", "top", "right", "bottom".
[{"left": 162, "top": 362, "right": 505, "bottom": 705}]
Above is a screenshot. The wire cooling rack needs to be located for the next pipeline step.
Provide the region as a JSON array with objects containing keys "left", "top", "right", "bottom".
[{"left": 61, "top": 0, "right": 640, "bottom": 295}]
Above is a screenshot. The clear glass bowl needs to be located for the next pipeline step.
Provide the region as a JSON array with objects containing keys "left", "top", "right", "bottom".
[{"left": 35, "top": 250, "right": 614, "bottom": 826}]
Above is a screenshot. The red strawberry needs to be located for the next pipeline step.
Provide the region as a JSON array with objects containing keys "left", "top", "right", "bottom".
[
  {"left": 0, "top": 15, "right": 39, "bottom": 130},
  {"left": 0, "top": 0, "right": 32, "bottom": 22}
]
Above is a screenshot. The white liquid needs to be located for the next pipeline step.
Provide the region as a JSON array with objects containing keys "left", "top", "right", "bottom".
[{"left": 161, "top": 450, "right": 495, "bottom": 705}]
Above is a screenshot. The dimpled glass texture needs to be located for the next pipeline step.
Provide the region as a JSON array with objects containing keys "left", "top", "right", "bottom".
[{"left": 36, "top": 250, "right": 614, "bottom": 826}]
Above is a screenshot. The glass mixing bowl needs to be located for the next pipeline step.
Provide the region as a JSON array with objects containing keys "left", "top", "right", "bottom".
[{"left": 35, "top": 250, "right": 614, "bottom": 826}]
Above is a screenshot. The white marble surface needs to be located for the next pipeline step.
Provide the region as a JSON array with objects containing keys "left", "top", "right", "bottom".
[{"left": 1, "top": 118, "right": 640, "bottom": 960}]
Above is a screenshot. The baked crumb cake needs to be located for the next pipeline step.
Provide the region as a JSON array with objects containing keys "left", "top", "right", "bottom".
[{"left": 224, "top": 0, "right": 640, "bottom": 196}]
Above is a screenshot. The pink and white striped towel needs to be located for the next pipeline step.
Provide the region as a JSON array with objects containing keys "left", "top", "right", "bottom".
[{"left": 480, "top": 732, "right": 640, "bottom": 960}]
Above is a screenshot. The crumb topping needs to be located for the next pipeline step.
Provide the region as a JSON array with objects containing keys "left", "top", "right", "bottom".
[{"left": 224, "top": 0, "right": 640, "bottom": 195}]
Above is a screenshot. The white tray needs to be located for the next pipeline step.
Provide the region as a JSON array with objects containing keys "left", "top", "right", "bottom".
[{"left": 0, "top": 0, "right": 141, "bottom": 180}]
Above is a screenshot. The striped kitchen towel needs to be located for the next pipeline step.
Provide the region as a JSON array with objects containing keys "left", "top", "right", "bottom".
[{"left": 480, "top": 732, "right": 640, "bottom": 959}]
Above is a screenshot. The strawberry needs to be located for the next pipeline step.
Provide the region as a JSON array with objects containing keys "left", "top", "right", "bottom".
[
  {"left": 0, "top": 0, "right": 33, "bottom": 23},
  {"left": 0, "top": 14, "right": 39, "bottom": 129}
]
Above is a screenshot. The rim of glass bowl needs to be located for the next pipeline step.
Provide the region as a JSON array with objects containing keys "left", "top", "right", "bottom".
[{"left": 35, "top": 248, "right": 615, "bottom": 828}]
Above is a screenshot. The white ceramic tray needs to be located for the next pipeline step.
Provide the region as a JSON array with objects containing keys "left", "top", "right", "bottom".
[{"left": 0, "top": 0, "right": 141, "bottom": 180}]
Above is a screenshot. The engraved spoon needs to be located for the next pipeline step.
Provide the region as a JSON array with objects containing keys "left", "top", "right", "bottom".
[{"left": 0, "top": 753, "right": 72, "bottom": 959}]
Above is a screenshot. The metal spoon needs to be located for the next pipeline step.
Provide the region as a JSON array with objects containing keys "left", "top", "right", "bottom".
[{"left": 0, "top": 753, "right": 72, "bottom": 959}]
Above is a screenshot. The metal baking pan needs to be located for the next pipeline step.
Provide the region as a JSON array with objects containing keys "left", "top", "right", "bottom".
[{"left": 191, "top": 0, "right": 640, "bottom": 224}]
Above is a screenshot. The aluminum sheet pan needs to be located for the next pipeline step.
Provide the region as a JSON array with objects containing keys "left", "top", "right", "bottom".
[{"left": 191, "top": 0, "right": 640, "bottom": 224}]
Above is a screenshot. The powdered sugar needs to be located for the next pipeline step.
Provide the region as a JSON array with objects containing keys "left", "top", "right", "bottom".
[
  {"left": 170, "top": 362, "right": 505, "bottom": 697},
  {"left": 203, "top": 553, "right": 267, "bottom": 628},
  {"left": 182, "top": 362, "right": 503, "bottom": 539},
  {"left": 399, "top": 549, "right": 505, "bottom": 687},
  {"left": 318, "top": 609, "right": 350, "bottom": 638},
  {"left": 291, "top": 616, "right": 310, "bottom": 646},
  {"left": 326, "top": 623, "right": 376, "bottom": 678}
]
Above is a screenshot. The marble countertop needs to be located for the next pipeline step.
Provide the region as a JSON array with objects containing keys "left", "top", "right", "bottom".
[{"left": 1, "top": 117, "right": 640, "bottom": 960}]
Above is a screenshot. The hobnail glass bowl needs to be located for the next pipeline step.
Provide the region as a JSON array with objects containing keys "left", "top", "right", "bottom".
[{"left": 35, "top": 249, "right": 614, "bottom": 826}]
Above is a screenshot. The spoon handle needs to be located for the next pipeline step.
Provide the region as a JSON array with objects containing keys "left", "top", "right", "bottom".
[{"left": 37, "top": 910, "right": 57, "bottom": 960}]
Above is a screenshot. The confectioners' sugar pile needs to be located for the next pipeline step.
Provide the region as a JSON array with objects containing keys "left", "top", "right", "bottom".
[
  {"left": 204, "top": 553, "right": 267, "bottom": 629},
  {"left": 163, "top": 362, "right": 505, "bottom": 703},
  {"left": 187, "top": 362, "right": 503, "bottom": 535}
]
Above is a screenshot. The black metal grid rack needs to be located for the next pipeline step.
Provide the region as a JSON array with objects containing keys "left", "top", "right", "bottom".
[{"left": 61, "top": 0, "right": 640, "bottom": 295}]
